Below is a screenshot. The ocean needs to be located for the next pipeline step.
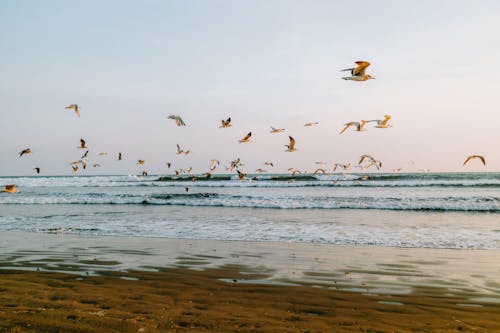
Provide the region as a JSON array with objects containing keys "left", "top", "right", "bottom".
[{"left": 1, "top": 172, "right": 499, "bottom": 249}]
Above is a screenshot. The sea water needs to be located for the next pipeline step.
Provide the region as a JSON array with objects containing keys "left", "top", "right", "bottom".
[{"left": 1, "top": 173, "right": 499, "bottom": 249}]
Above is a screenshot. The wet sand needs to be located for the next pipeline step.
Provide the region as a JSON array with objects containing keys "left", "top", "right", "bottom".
[{"left": 0, "top": 232, "right": 499, "bottom": 332}]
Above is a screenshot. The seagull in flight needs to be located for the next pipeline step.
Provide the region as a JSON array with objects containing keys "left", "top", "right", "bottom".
[
  {"left": 463, "top": 155, "right": 486, "bottom": 166},
  {"left": 168, "top": 115, "right": 186, "bottom": 127},
  {"left": 137, "top": 160, "right": 145, "bottom": 165},
  {"left": 176, "top": 144, "right": 191, "bottom": 155},
  {"left": 2, "top": 185, "right": 18, "bottom": 193},
  {"left": 34, "top": 167, "right": 40, "bottom": 174},
  {"left": 367, "top": 115, "right": 392, "bottom": 128},
  {"left": 19, "top": 148, "right": 31, "bottom": 157},
  {"left": 285, "top": 136, "right": 297, "bottom": 152},
  {"left": 220, "top": 117, "right": 232, "bottom": 128},
  {"left": 65, "top": 104, "right": 80, "bottom": 117},
  {"left": 270, "top": 126, "right": 285, "bottom": 133},
  {"left": 341, "top": 61, "right": 375, "bottom": 81},
  {"left": 339, "top": 120, "right": 367, "bottom": 134},
  {"left": 79, "top": 139, "right": 87, "bottom": 149},
  {"left": 304, "top": 122, "right": 319, "bottom": 127},
  {"left": 238, "top": 132, "right": 252, "bottom": 143}
]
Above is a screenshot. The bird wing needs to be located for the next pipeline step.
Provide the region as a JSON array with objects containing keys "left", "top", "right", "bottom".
[
  {"left": 288, "top": 136, "right": 295, "bottom": 149},
  {"left": 339, "top": 122, "right": 355, "bottom": 134},
  {"left": 353, "top": 61, "right": 370, "bottom": 76},
  {"left": 242, "top": 132, "right": 251, "bottom": 141},
  {"left": 478, "top": 155, "right": 486, "bottom": 165},
  {"left": 463, "top": 156, "right": 472, "bottom": 165},
  {"left": 5, "top": 185, "right": 15, "bottom": 191}
]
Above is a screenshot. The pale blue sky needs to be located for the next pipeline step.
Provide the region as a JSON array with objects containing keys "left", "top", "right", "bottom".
[{"left": 1, "top": 0, "right": 500, "bottom": 175}]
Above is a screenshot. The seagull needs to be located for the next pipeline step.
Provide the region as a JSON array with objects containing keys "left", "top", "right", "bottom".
[
  {"left": 176, "top": 144, "right": 191, "bottom": 155},
  {"left": 72, "top": 165, "right": 79, "bottom": 173},
  {"left": 220, "top": 117, "right": 231, "bottom": 128},
  {"left": 304, "top": 122, "right": 319, "bottom": 127},
  {"left": 341, "top": 61, "right": 375, "bottom": 81},
  {"left": 34, "top": 167, "right": 40, "bottom": 174},
  {"left": 166, "top": 162, "right": 171, "bottom": 168},
  {"left": 118, "top": 152, "right": 122, "bottom": 160},
  {"left": 367, "top": 115, "right": 392, "bottom": 128},
  {"left": 270, "top": 126, "right": 285, "bottom": 133},
  {"left": 358, "top": 155, "right": 377, "bottom": 165},
  {"left": 93, "top": 163, "right": 101, "bottom": 168},
  {"left": 333, "top": 163, "right": 351, "bottom": 172},
  {"left": 237, "top": 170, "right": 246, "bottom": 180},
  {"left": 229, "top": 158, "right": 243, "bottom": 171},
  {"left": 255, "top": 168, "right": 267, "bottom": 173},
  {"left": 19, "top": 148, "right": 31, "bottom": 157},
  {"left": 79, "top": 139, "right": 87, "bottom": 149},
  {"left": 98, "top": 152, "right": 108, "bottom": 156},
  {"left": 137, "top": 160, "right": 145, "bottom": 165},
  {"left": 81, "top": 150, "right": 89, "bottom": 159},
  {"left": 288, "top": 168, "right": 302, "bottom": 177},
  {"left": 313, "top": 168, "right": 326, "bottom": 175},
  {"left": 264, "top": 162, "right": 274, "bottom": 167},
  {"left": 463, "top": 155, "right": 486, "bottom": 166},
  {"left": 2, "top": 185, "right": 18, "bottom": 193},
  {"left": 167, "top": 115, "right": 186, "bottom": 127},
  {"left": 339, "top": 120, "right": 367, "bottom": 134},
  {"left": 285, "top": 136, "right": 297, "bottom": 152},
  {"left": 209, "top": 159, "right": 220, "bottom": 171},
  {"left": 142, "top": 171, "right": 148, "bottom": 176},
  {"left": 65, "top": 104, "right": 80, "bottom": 117},
  {"left": 238, "top": 132, "right": 252, "bottom": 143}
]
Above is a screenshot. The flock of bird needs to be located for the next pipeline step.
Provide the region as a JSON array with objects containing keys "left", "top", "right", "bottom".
[{"left": 2, "top": 61, "right": 487, "bottom": 194}]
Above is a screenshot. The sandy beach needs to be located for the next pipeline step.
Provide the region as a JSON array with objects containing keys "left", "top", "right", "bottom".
[{"left": 1, "top": 232, "right": 499, "bottom": 332}]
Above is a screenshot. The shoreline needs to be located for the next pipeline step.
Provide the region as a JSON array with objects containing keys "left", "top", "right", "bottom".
[{"left": 1, "top": 231, "right": 500, "bottom": 332}]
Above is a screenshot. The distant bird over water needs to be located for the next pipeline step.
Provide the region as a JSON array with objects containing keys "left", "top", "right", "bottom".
[
  {"left": 341, "top": 61, "right": 375, "bottom": 81},
  {"left": 304, "top": 122, "right": 319, "bottom": 127},
  {"left": 463, "top": 155, "right": 486, "bottom": 166},
  {"left": 19, "top": 148, "right": 31, "bottom": 157},
  {"left": 168, "top": 115, "right": 186, "bottom": 127},
  {"left": 34, "top": 167, "right": 40, "bottom": 174},
  {"left": 2, "top": 185, "right": 18, "bottom": 193},
  {"left": 65, "top": 104, "right": 80, "bottom": 117},
  {"left": 118, "top": 152, "right": 122, "bottom": 161}
]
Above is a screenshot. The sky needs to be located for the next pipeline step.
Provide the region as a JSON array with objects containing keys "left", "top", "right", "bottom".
[{"left": 1, "top": 0, "right": 500, "bottom": 176}]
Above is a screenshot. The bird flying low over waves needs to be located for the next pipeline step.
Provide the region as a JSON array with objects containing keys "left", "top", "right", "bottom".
[
  {"left": 167, "top": 115, "right": 186, "bottom": 127},
  {"left": 237, "top": 170, "right": 246, "bottom": 180},
  {"left": 463, "top": 155, "right": 486, "bottom": 166},
  {"left": 19, "top": 148, "right": 31, "bottom": 157},
  {"left": 339, "top": 120, "right": 367, "bottom": 134},
  {"left": 285, "top": 136, "right": 297, "bottom": 152},
  {"left": 34, "top": 167, "right": 40, "bottom": 174},
  {"left": 341, "top": 61, "right": 375, "bottom": 81},
  {"left": 220, "top": 117, "right": 231, "bottom": 128},
  {"left": 238, "top": 132, "right": 252, "bottom": 143},
  {"left": 2, "top": 185, "right": 18, "bottom": 193},
  {"left": 65, "top": 104, "right": 80, "bottom": 117}
]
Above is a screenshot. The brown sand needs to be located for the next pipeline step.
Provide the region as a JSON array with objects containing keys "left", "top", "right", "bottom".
[
  {"left": 0, "top": 232, "right": 499, "bottom": 332},
  {"left": 1, "top": 266, "right": 499, "bottom": 333}
]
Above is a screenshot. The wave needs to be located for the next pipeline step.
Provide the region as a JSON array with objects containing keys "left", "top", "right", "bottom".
[{"left": 2, "top": 192, "right": 500, "bottom": 212}]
